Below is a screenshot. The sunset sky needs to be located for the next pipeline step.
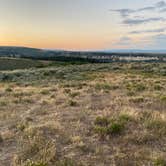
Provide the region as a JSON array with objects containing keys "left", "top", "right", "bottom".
[{"left": 0, "top": 0, "right": 166, "bottom": 50}]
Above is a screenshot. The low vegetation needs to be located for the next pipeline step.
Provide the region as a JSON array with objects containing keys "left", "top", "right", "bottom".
[{"left": 0, "top": 59, "right": 166, "bottom": 165}]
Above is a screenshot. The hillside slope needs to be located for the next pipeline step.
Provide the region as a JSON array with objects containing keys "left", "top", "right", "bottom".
[{"left": 0, "top": 57, "right": 49, "bottom": 70}]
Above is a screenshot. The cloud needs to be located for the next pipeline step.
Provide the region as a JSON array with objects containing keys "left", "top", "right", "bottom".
[
  {"left": 110, "top": 1, "right": 166, "bottom": 21},
  {"left": 123, "top": 17, "right": 165, "bottom": 25},
  {"left": 110, "top": 9, "right": 135, "bottom": 17},
  {"left": 159, "top": 8, "right": 166, "bottom": 12},
  {"left": 110, "top": 1, "right": 166, "bottom": 49},
  {"left": 137, "top": 7, "right": 155, "bottom": 12},
  {"left": 155, "top": 1, "right": 166, "bottom": 8},
  {"left": 129, "top": 28, "right": 165, "bottom": 34}
]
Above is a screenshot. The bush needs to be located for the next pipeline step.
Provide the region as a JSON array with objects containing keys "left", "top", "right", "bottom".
[
  {"left": 107, "top": 122, "right": 124, "bottom": 135},
  {"left": 153, "top": 158, "right": 166, "bottom": 166},
  {"left": 126, "top": 83, "right": 146, "bottom": 92},
  {"left": 68, "top": 100, "right": 77, "bottom": 106},
  {"left": 5, "top": 87, "right": 13, "bottom": 92},
  {"left": 154, "top": 85, "right": 163, "bottom": 91},
  {"left": 0, "top": 134, "right": 3, "bottom": 143},
  {"left": 69, "top": 92, "right": 80, "bottom": 98},
  {"left": 94, "top": 115, "right": 130, "bottom": 138},
  {"left": 160, "top": 96, "right": 166, "bottom": 102}
]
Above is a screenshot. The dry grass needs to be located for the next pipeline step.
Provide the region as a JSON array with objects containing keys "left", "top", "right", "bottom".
[{"left": 0, "top": 62, "right": 166, "bottom": 165}]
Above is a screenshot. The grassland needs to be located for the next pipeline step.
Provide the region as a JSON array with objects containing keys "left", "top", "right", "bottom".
[{"left": 0, "top": 58, "right": 166, "bottom": 166}]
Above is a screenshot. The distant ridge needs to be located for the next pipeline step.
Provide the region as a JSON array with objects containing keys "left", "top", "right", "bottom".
[
  {"left": 1, "top": 46, "right": 166, "bottom": 54},
  {"left": 0, "top": 46, "right": 166, "bottom": 63},
  {"left": 98, "top": 49, "right": 166, "bottom": 54}
]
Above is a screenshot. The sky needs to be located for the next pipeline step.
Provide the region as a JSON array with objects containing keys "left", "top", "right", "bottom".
[{"left": 0, "top": 0, "right": 166, "bottom": 50}]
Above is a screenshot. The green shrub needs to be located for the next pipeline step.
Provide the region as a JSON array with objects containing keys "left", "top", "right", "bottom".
[
  {"left": 94, "top": 115, "right": 130, "bottom": 138},
  {"left": 40, "top": 90, "right": 50, "bottom": 95},
  {"left": 63, "top": 88, "right": 71, "bottom": 94},
  {"left": 154, "top": 85, "right": 163, "bottom": 91},
  {"left": 126, "top": 83, "right": 146, "bottom": 92},
  {"left": 0, "top": 100, "right": 7, "bottom": 106},
  {"left": 160, "top": 96, "right": 166, "bottom": 102},
  {"left": 5, "top": 87, "right": 13, "bottom": 92},
  {"left": 68, "top": 100, "right": 77, "bottom": 106},
  {"left": 94, "top": 126, "right": 108, "bottom": 137},
  {"left": 0, "top": 134, "right": 3, "bottom": 143},
  {"left": 153, "top": 158, "right": 166, "bottom": 166},
  {"left": 69, "top": 92, "right": 80, "bottom": 98},
  {"left": 107, "top": 122, "right": 124, "bottom": 135}
]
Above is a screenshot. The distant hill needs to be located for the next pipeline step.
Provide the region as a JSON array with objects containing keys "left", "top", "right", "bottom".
[
  {"left": 0, "top": 46, "right": 166, "bottom": 62},
  {"left": 101, "top": 49, "right": 166, "bottom": 54},
  {"left": 0, "top": 57, "right": 50, "bottom": 70},
  {"left": 0, "top": 46, "right": 54, "bottom": 58}
]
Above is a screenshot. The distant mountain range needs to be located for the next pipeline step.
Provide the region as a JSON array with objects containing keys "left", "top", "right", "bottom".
[
  {"left": 98, "top": 49, "right": 166, "bottom": 54},
  {"left": 1, "top": 46, "right": 166, "bottom": 54}
]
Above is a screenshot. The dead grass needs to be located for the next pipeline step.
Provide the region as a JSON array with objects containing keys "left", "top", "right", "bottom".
[{"left": 0, "top": 62, "right": 166, "bottom": 165}]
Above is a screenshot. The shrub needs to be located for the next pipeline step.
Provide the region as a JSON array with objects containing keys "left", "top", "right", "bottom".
[
  {"left": 68, "top": 100, "right": 77, "bottom": 106},
  {"left": 160, "top": 96, "right": 166, "bottom": 102},
  {"left": 69, "top": 92, "right": 80, "bottom": 98},
  {"left": 153, "top": 158, "right": 166, "bottom": 166},
  {"left": 94, "top": 115, "right": 130, "bottom": 138},
  {"left": 0, "top": 100, "right": 7, "bottom": 106},
  {"left": 63, "top": 88, "right": 71, "bottom": 94},
  {"left": 40, "top": 90, "right": 50, "bottom": 95},
  {"left": 154, "top": 85, "right": 163, "bottom": 91},
  {"left": 0, "top": 134, "right": 3, "bottom": 143},
  {"left": 5, "top": 87, "right": 13, "bottom": 92},
  {"left": 126, "top": 83, "right": 146, "bottom": 92},
  {"left": 107, "top": 122, "right": 124, "bottom": 135}
]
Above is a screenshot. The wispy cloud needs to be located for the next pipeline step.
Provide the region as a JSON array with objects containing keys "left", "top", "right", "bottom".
[
  {"left": 129, "top": 28, "right": 165, "bottom": 34},
  {"left": 110, "top": 1, "right": 166, "bottom": 49},
  {"left": 111, "top": 1, "right": 166, "bottom": 15},
  {"left": 123, "top": 17, "right": 165, "bottom": 25},
  {"left": 155, "top": 1, "right": 166, "bottom": 8},
  {"left": 110, "top": 1, "right": 166, "bottom": 25},
  {"left": 137, "top": 7, "right": 155, "bottom": 12},
  {"left": 110, "top": 9, "right": 135, "bottom": 18},
  {"left": 159, "top": 8, "right": 166, "bottom": 12}
]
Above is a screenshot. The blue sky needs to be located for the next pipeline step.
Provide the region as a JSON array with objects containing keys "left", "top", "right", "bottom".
[{"left": 0, "top": 0, "right": 166, "bottom": 50}]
